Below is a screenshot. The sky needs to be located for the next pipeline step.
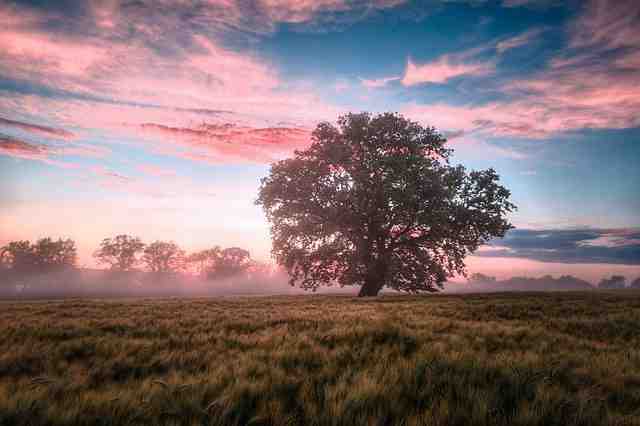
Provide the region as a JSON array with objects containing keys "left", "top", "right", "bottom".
[{"left": 0, "top": 0, "right": 639, "bottom": 283}]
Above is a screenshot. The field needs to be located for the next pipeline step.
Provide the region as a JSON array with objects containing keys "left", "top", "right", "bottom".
[{"left": 1, "top": 292, "right": 640, "bottom": 425}]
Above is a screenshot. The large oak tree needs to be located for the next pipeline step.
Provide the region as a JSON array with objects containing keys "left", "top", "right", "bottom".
[{"left": 257, "top": 113, "right": 515, "bottom": 296}]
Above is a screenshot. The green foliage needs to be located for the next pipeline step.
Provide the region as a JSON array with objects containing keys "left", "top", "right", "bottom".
[
  {"left": 1, "top": 292, "right": 640, "bottom": 425},
  {"left": 257, "top": 112, "right": 515, "bottom": 296},
  {"left": 94, "top": 235, "right": 145, "bottom": 271}
]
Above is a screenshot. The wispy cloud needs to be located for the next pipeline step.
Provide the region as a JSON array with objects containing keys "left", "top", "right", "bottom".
[
  {"left": 360, "top": 76, "right": 401, "bottom": 88},
  {"left": 401, "top": 55, "right": 494, "bottom": 86},
  {"left": 501, "top": 0, "right": 559, "bottom": 8},
  {"left": 138, "top": 122, "right": 312, "bottom": 163},
  {"left": 0, "top": 134, "right": 48, "bottom": 161},
  {"left": 0, "top": 117, "right": 75, "bottom": 140},
  {"left": 0, "top": 133, "right": 108, "bottom": 163},
  {"left": 403, "top": 1, "right": 640, "bottom": 139},
  {"left": 496, "top": 28, "right": 545, "bottom": 53}
]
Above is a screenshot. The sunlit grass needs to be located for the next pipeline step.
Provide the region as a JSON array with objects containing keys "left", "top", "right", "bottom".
[{"left": 1, "top": 292, "right": 640, "bottom": 425}]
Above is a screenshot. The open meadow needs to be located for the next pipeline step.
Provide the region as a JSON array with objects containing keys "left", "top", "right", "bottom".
[{"left": 1, "top": 291, "right": 640, "bottom": 425}]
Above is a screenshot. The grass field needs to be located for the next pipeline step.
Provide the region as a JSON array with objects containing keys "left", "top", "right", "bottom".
[{"left": 1, "top": 292, "right": 640, "bottom": 425}]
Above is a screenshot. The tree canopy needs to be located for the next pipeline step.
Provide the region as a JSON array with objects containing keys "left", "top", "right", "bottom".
[
  {"left": 598, "top": 275, "right": 627, "bottom": 289},
  {"left": 187, "top": 246, "right": 252, "bottom": 280},
  {"left": 257, "top": 112, "right": 515, "bottom": 296},
  {"left": 1, "top": 238, "right": 76, "bottom": 273},
  {"left": 142, "top": 241, "right": 185, "bottom": 273},
  {"left": 93, "top": 235, "right": 145, "bottom": 271}
]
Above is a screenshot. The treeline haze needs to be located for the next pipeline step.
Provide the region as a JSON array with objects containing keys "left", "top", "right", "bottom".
[{"left": 1, "top": 235, "right": 638, "bottom": 299}]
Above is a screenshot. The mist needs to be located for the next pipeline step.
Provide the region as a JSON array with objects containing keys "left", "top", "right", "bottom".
[
  {"left": 0, "top": 267, "right": 360, "bottom": 300},
  {"left": 3, "top": 267, "right": 635, "bottom": 300}
]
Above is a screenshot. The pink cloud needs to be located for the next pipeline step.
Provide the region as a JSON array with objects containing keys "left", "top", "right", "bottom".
[
  {"left": 403, "top": 1, "right": 640, "bottom": 139},
  {"left": 248, "top": 0, "right": 408, "bottom": 30},
  {"left": 0, "top": 134, "right": 82, "bottom": 168},
  {"left": 568, "top": 0, "right": 640, "bottom": 50},
  {"left": 0, "top": 1, "right": 344, "bottom": 166},
  {"left": 56, "top": 144, "right": 111, "bottom": 159},
  {"left": 0, "top": 117, "right": 76, "bottom": 140},
  {"left": 496, "top": 28, "right": 544, "bottom": 53},
  {"left": 0, "top": 135, "right": 48, "bottom": 161},
  {"left": 138, "top": 122, "right": 312, "bottom": 164},
  {"left": 501, "top": 0, "right": 555, "bottom": 7},
  {"left": 360, "top": 76, "right": 400, "bottom": 89},
  {"left": 401, "top": 55, "right": 494, "bottom": 86},
  {"left": 0, "top": 4, "right": 337, "bottom": 125}
]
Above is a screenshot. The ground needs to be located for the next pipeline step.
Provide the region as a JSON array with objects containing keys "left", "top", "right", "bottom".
[{"left": 1, "top": 292, "right": 640, "bottom": 425}]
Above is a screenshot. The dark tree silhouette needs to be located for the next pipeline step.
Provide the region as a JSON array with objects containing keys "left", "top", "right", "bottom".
[
  {"left": 1, "top": 240, "right": 36, "bottom": 273},
  {"left": 212, "top": 247, "right": 251, "bottom": 279},
  {"left": 1, "top": 238, "right": 76, "bottom": 273},
  {"left": 32, "top": 237, "right": 77, "bottom": 271},
  {"left": 187, "top": 247, "right": 222, "bottom": 276},
  {"left": 468, "top": 273, "right": 497, "bottom": 285},
  {"left": 257, "top": 112, "right": 515, "bottom": 296},
  {"left": 94, "top": 235, "right": 145, "bottom": 271},
  {"left": 631, "top": 277, "right": 640, "bottom": 289},
  {"left": 187, "top": 246, "right": 251, "bottom": 279},
  {"left": 598, "top": 275, "right": 626, "bottom": 289},
  {"left": 142, "top": 241, "right": 186, "bottom": 273}
]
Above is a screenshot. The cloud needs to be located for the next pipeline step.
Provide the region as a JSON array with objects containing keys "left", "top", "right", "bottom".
[
  {"left": 0, "top": 134, "right": 49, "bottom": 161},
  {"left": 478, "top": 228, "right": 640, "bottom": 265},
  {"left": 567, "top": 0, "right": 640, "bottom": 51},
  {"left": 0, "top": 1, "right": 344, "bottom": 169},
  {"left": 0, "top": 117, "right": 76, "bottom": 140},
  {"left": 360, "top": 76, "right": 400, "bottom": 88},
  {"left": 496, "top": 28, "right": 544, "bottom": 53},
  {"left": 0, "top": 2, "right": 339, "bottom": 126},
  {"left": 402, "top": 55, "right": 494, "bottom": 86},
  {"left": 138, "top": 122, "right": 312, "bottom": 163},
  {"left": 402, "top": 102, "right": 556, "bottom": 139},
  {"left": 0, "top": 133, "right": 108, "bottom": 165},
  {"left": 501, "top": 0, "right": 559, "bottom": 7},
  {"left": 402, "top": 0, "right": 640, "bottom": 139}
]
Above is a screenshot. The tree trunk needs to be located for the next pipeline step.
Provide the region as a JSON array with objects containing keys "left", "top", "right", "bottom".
[{"left": 357, "top": 260, "right": 387, "bottom": 297}]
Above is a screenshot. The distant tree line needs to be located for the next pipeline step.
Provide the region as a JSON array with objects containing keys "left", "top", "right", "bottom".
[
  {"left": 1, "top": 238, "right": 77, "bottom": 274},
  {"left": 1, "top": 235, "right": 254, "bottom": 280},
  {"left": 468, "top": 273, "right": 640, "bottom": 290}
]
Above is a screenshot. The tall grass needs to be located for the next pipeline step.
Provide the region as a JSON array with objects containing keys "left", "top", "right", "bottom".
[{"left": 1, "top": 292, "right": 640, "bottom": 425}]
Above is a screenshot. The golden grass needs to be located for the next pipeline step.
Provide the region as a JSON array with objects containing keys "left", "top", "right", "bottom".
[{"left": 1, "top": 291, "right": 640, "bottom": 425}]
